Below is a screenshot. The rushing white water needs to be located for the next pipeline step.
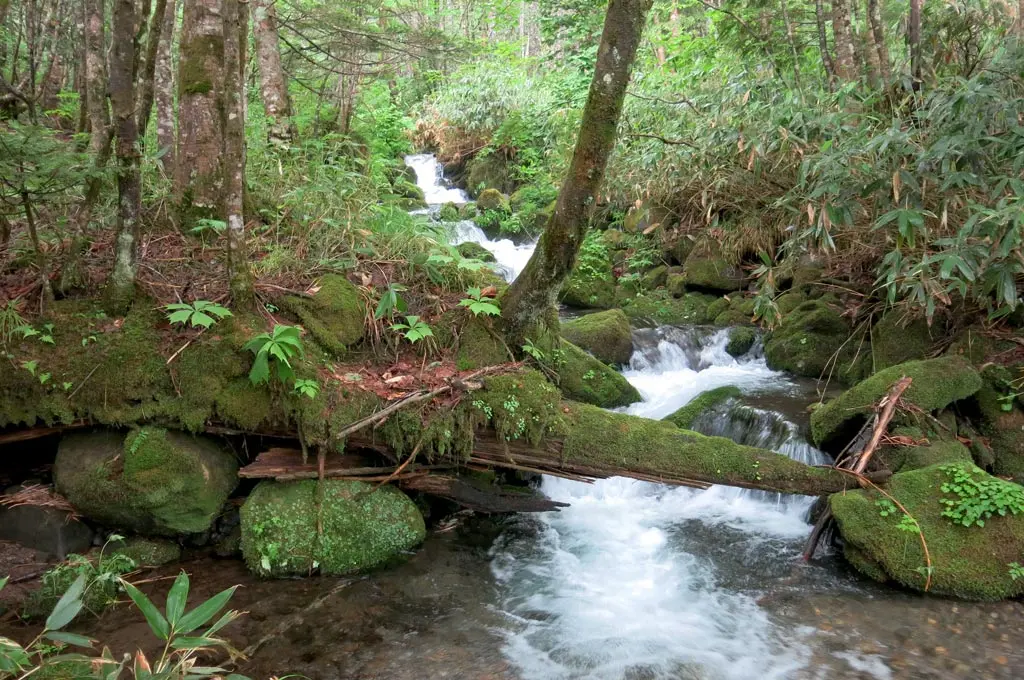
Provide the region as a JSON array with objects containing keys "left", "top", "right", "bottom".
[{"left": 403, "top": 153, "right": 537, "bottom": 282}]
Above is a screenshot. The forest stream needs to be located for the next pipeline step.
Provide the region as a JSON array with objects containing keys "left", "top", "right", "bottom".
[{"left": 6, "top": 155, "right": 1018, "bottom": 680}]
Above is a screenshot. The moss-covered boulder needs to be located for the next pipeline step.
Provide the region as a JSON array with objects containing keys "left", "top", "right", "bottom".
[
  {"left": 475, "top": 188, "right": 510, "bottom": 212},
  {"left": 810, "top": 356, "right": 982, "bottom": 451},
  {"left": 280, "top": 274, "right": 366, "bottom": 356},
  {"left": 666, "top": 269, "right": 688, "bottom": 298},
  {"left": 456, "top": 241, "right": 496, "bottom": 263},
  {"left": 763, "top": 299, "right": 868, "bottom": 385},
  {"left": 876, "top": 429, "right": 974, "bottom": 472},
  {"left": 561, "top": 275, "right": 616, "bottom": 309},
  {"left": 459, "top": 201, "right": 477, "bottom": 220},
  {"left": 110, "top": 537, "right": 182, "bottom": 566},
  {"left": 394, "top": 180, "right": 425, "bottom": 202},
  {"left": 640, "top": 265, "right": 668, "bottom": 290},
  {"left": 973, "top": 379, "right": 1024, "bottom": 482},
  {"left": 726, "top": 327, "right": 757, "bottom": 358},
  {"left": 439, "top": 202, "right": 460, "bottom": 222},
  {"left": 871, "top": 311, "right": 936, "bottom": 371},
  {"left": 663, "top": 386, "right": 742, "bottom": 429},
  {"left": 831, "top": 463, "right": 1024, "bottom": 600},
  {"left": 561, "top": 309, "right": 633, "bottom": 366},
  {"left": 240, "top": 479, "right": 426, "bottom": 577},
  {"left": 600, "top": 229, "right": 627, "bottom": 250},
  {"left": 681, "top": 241, "right": 746, "bottom": 293},
  {"left": 620, "top": 290, "right": 716, "bottom": 326},
  {"left": 466, "top": 154, "right": 511, "bottom": 195},
  {"left": 661, "top": 232, "right": 694, "bottom": 266},
  {"left": 557, "top": 340, "right": 640, "bottom": 408},
  {"left": 54, "top": 428, "right": 238, "bottom": 536}
]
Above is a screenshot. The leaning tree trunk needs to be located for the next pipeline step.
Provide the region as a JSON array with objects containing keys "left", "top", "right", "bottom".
[
  {"left": 176, "top": 0, "right": 225, "bottom": 226},
  {"left": 251, "top": 0, "right": 295, "bottom": 146},
  {"left": 866, "top": 0, "right": 891, "bottom": 81},
  {"left": 108, "top": 0, "right": 142, "bottom": 307},
  {"left": 832, "top": 0, "right": 857, "bottom": 81},
  {"left": 136, "top": 0, "right": 169, "bottom": 142},
  {"left": 155, "top": 0, "right": 177, "bottom": 174},
  {"left": 501, "top": 0, "right": 654, "bottom": 345},
  {"left": 222, "top": 0, "right": 254, "bottom": 305}
]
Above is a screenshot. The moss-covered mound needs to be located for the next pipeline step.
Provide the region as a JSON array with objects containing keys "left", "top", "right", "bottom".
[
  {"left": 439, "top": 202, "right": 460, "bottom": 222},
  {"left": 871, "top": 311, "right": 936, "bottom": 371},
  {"left": 110, "top": 537, "right": 182, "bottom": 566},
  {"left": 681, "top": 241, "right": 746, "bottom": 293},
  {"left": 456, "top": 241, "right": 496, "bottom": 263},
  {"left": 810, "top": 356, "right": 982, "bottom": 451},
  {"left": 280, "top": 274, "right": 366, "bottom": 356},
  {"left": 240, "top": 479, "right": 425, "bottom": 577},
  {"left": 763, "top": 298, "right": 869, "bottom": 385},
  {"left": 556, "top": 340, "right": 640, "bottom": 408},
  {"left": 663, "top": 386, "right": 742, "bottom": 429},
  {"left": 476, "top": 187, "right": 509, "bottom": 212},
  {"left": 726, "top": 327, "right": 757, "bottom": 357},
  {"left": 561, "top": 265, "right": 617, "bottom": 310},
  {"left": 561, "top": 309, "right": 633, "bottom": 365},
  {"left": 831, "top": 463, "right": 1024, "bottom": 600},
  {"left": 466, "top": 154, "right": 511, "bottom": 195},
  {"left": 54, "top": 428, "right": 238, "bottom": 536},
  {"left": 620, "top": 290, "right": 716, "bottom": 326},
  {"left": 876, "top": 430, "right": 974, "bottom": 473}
]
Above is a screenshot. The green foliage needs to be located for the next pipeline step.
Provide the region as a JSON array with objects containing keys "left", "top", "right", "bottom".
[
  {"left": 375, "top": 283, "right": 408, "bottom": 320},
  {"left": 939, "top": 463, "right": 1024, "bottom": 528},
  {"left": 390, "top": 315, "right": 434, "bottom": 344},
  {"left": 164, "top": 301, "right": 233, "bottom": 329},
  {"left": 293, "top": 378, "right": 320, "bottom": 399},
  {"left": 0, "top": 299, "right": 26, "bottom": 347},
  {"left": 244, "top": 324, "right": 305, "bottom": 385},
  {"left": 458, "top": 287, "right": 501, "bottom": 317},
  {"left": 25, "top": 540, "right": 137, "bottom": 622}
]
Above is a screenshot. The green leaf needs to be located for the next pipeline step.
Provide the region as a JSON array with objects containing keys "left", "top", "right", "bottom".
[
  {"left": 177, "top": 586, "right": 238, "bottom": 634},
  {"left": 120, "top": 579, "right": 170, "bottom": 640},
  {"left": 44, "top": 631, "right": 95, "bottom": 648},
  {"left": 0, "top": 576, "right": 7, "bottom": 593},
  {"left": 249, "top": 351, "right": 270, "bottom": 385},
  {"left": 190, "top": 311, "right": 215, "bottom": 328},
  {"left": 166, "top": 571, "right": 190, "bottom": 627},
  {"left": 169, "top": 637, "right": 221, "bottom": 650},
  {"left": 168, "top": 310, "right": 193, "bottom": 325},
  {"left": 45, "top": 573, "right": 88, "bottom": 631}
]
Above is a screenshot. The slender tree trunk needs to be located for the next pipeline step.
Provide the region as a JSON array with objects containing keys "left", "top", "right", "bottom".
[
  {"left": 866, "top": 0, "right": 890, "bottom": 81},
  {"left": 815, "top": 0, "right": 836, "bottom": 86},
  {"left": 832, "top": 0, "right": 857, "bottom": 81},
  {"left": 84, "top": 0, "right": 109, "bottom": 157},
  {"left": 858, "top": 2, "right": 881, "bottom": 86},
  {"left": 251, "top": 0, "right": 294, "bottom": 146},
  {"left": 155, "top": 0, "right": 176, "bottom": 173},
  {"left": 222, "top": 0, "right": 253, "bottom": 305},
  {"left": 136, "top": 0, "right": 169, "bottom": 141},
  {"left": 176, "top": 0, "right": 225, "bottom": 225},
  {"left": 501, "top": 0, "right": 654, "bottom": 345},
  {"left": 780, "top": 0, "right": 802, "bottom": 90},
  {"left": 908, "top": 0, "right": 921, "bottom": 86},
  {"left": 109, "top": 0, "right": 141, "bottom": 306}
]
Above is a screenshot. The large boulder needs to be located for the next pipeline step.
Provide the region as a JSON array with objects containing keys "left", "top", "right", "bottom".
[
  {"left": 764, "top": 298, "right": 869, "bottom": 385},
  {"left": 663, "top": 386, "right": 741, "bottom": 430},
  {"left": 871, "top": 311, "right": 938, "bottom": 371},
  {"left": 54, "top": 428, "right": 238, "bottom": 536},
  {"left": 466, "top": 154, "right": 511, "bottom": 195},
  {"left": 681, "top": 241, "right": 746, "bottom": 293},
  {"left": 726, "top": 327, "right": 757, "bottom": 357},
  {"left": 560, "top": 238, "right": 617, "bottom": 309},
  {"left": 456, "top": 241, "right": 496, "bottom": 263},
  {"left": 281, "top": 274, "right": 366, "bottom": 356},
  {"left": 438, "top": 202, "right": 460, "bottom": 222},
  {"left": 561, "top": 309, "right": 634, "bottom": 366},
  {"left": 476, "top": 187, "right": 510, "bottom": 213},
  {"left": 620, "top": 290, "right": 717, "bottom": 326},
  {"left": 0, "top": 498, "right": 93, "bottom": 558},
  {"left": 240, "top": 479, "right": 426, "bottom": 577},
  {"left": 831, "top": 463, "right": 1024, "bottom": 600},
  {"left": 557, "top": 340, "right": 641, "bottom": 408},
  {"left": 810, "top": 356, "right": 982, "bottom": 451},
  {"left": 973, "top": 373, "right": 1024, "bottom": 482}
]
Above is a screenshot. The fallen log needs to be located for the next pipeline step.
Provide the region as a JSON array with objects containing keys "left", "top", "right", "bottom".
[{"left": 400, "top": 475, "right": 569, "bottom": 513}]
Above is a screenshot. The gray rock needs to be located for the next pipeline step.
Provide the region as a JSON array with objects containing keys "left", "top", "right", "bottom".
[{"left": 0, "top": 504, "right": 93, "bottom": 558}]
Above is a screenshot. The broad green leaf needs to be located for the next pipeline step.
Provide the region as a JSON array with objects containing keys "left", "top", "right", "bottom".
[
  {"left": 168, "top": 310, "right": 193, "bottom": 325},
  {"left": 44, "top": 631, "right": 95, "bottom": 648},
  {"left": 190, "top": 311, "right": 215, "bottom": 328},
  {"left": 166, "top": 571, "right": 190, "bottom": 627},
  {"left": 177, "top": 586, "right": 238, "bottom": 634},
  {"left": 249, "top": 351, "right": 270, "bottom": 385},
  {"left": 45, "top": 573, "right": 88, "bottom": 631},
  {"left": 169, "top": 637, "right": 220, "bottom": 650},
  {"left": 120, "top": 579, "right": 170, "bottom": 640}
]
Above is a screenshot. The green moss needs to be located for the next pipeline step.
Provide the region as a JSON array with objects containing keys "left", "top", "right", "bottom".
[
  {"left": 620, "top": 290, "right": 716, "bottom": 325},
  {"left": 775, "top": 291, "right": 806, "bottom": 315},
  {"left": 466, "top": 154, "right": 510, "bottom": 195},
  {"left": 665, "top": 271, "right": 688, "bottom": 298},
  {"left": 280, "top": 275, "right": 365, "bottom": 357},
  {"left": 725, "top": 327, "right": 757, "bottom": 357},
  {"left": 640, "top": 265, "right": 668, "bottom": 290},
  {"left": 456, "top": 241, "right": 496, "bottom": 263},
  {"left": 811, "top": 356, "right": 983, "bottom": 450},
  {"left": 178, "top": 35, "right": 224, "bottom": 95},
  {"left": 681, "top": 241, "right": 745, "bottom": 293},
  {"left": 240, "top": 479, "right": 425, "bottom": 577},
  {"left": 561, "top": 309, "right": 633, "bottom": 365},
  {"left": 476, "top": 187, "right": 509, "bottom": 212},
  {"left": 871, "top": 311, "right": 935, "bottom": 371},
  {"left": 831, "top": 463, "right": 1024, "bottom": 600},
  {"left": 555, "top": 340, "right": 640, "bottom": 408},
  {"left": 454, "top": 317, "right": 509, "bottom": 370},
  {"left": 31, "top": 660, "right": 94, "bottom": 679},
  {"left": 764, "top": 299, "right": 869, "bottom": 385},
  {"left": 54, "top": 428, "right": 238, "bottom": 536},
  {"left": 467, "top": 370, "right": 565, "bottom": 446},
  {"left": 663, "top": 386, "right": 742, "bottom": 429},
  {"left": 109, "top": 537, "right": 181, "bottom": 566},
  {"left": 878, "top": 430, "right": 973, "bottom": 472},
  {"left": 439, "top": 202, "right": 460, "bottom": 221},
  {"left": 394, "top": 180, "right": 425, "bottom": 202}
]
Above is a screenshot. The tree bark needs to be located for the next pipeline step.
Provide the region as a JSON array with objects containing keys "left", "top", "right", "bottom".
[
  {"left": 155, "top": 0, "right": 176, "bottom": 173},
  {"left": 815, "top": 0, "right": 837, "bottom": 86},
  {"left": 780, "top": 0, "right": 802, "bottom": 90},
  {"left": 908, "top": 0, "right": 921, "bottom": 86},
  {"left": 109, "top": 0, "right": 142, "bottom": 306},
  {"left": 832, "top": 0, "right": 857, "bottom": 81},
  {"left": 501, "top": 0, "right": 654, "bottom": 345},
  {"left": 866, "top": 0, "right": 891, "bottom": 81},
  {"left": 176, "top": 0, "right": 225, "bottom": 225},
  {"left": 251, "top": 0, "right": 295, "bottom": 146},
  {"left": 136, "top": 0, "right": 169, "bottom": 142},
  {"left": 222, "top": 0, "right": 254, "bottom": 305},
  {"left": 84, "top": 0, "right": 109, "bottom": 157}
]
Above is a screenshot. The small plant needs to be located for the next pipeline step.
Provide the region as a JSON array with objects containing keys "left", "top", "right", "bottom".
[
  {"left": 374, "top": 283, "right": 408, "bottom": 320},
  {"left": 189, "top": 218, "right": 227, "bottom": 237},
  {"left": 15, "top": 323, "right": 55, "bottom": 345},
  {"left": 20, "top": 359, "right": 51, "bottom": 385},
  {"left": 522, "top": 338, "right": 546, "bottom": 362},
  {"left": 293, "top": 378, "right": 320, "bottom": 399},
  {"left": 582, "top": 369, "right": 596, "bottom": 381},
  {"left": 244, "top": 324, "right": 305, "bottom": 384},
  {"left": 458, "top": 287, "right": 501, "bottom": 317},
  {"left": 24, "top": 538, "right": 137, "bottom": 622},
  {"left": 939, "top": 463, "right": 1024, "bottom": 528},
  {"left": 0, "top": 298, "right": 26, "bottom": 345},
  {"left": 164, "top": 300, "right": 233, "bottom": 329},
  {"left": 1010, "top": 562, "right": 1024, "bottom": 580},
  {"left": 390, "top": 315, "right": 434, "bottom": 344},
  {"left": 472, "top": 399, "right": 494, "bottom": 420}
]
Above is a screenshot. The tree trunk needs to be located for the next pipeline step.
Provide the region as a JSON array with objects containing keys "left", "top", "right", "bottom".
[
  {"left": 222, "top": 0, "right": 254, "bottom": 305},
  {"left": 908, "top": 0, "right": 921, "bottom": 86},
  {"left": 251, "top": 0, "right": 294, "bottom": 146},
  {"left": 815, "top": 0, "right": 837, "bottom": 85},
  {"left": 136, "top": 0, "right": 169, "bottom": 142},
  {"left": 501, "top": 0, "right": 654, "bottom": 345},
  {"left": 867, "top": 0, "right": 891, "bottom": 81},
  {"left": 108, "top": 0, "right": 142, "bottom": 306},
  {"left": 781, "top": 0, "right": 802, "bottom": 90},
  {"left": 832, "top": 0, "right": 857, "bottom": 81},
  {"left": 176, "top": 0, "right": 225, "bottom": 226},
  {"left": 84, "top": 0, "right": 109, "bottom": 157},
  {"left": 155, "top": 0, "right": 176, "bottom": 173}
]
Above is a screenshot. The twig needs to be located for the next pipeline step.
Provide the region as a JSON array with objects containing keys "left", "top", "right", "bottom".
[
  {"left": 627, "top": 133, "right": 698, "bottom": 148},
  {"left": 165, "top": 328, "right": 207, "bottom": 366},
  {"left": 67, "top": 365, "right": 100, "bottom": 400}
]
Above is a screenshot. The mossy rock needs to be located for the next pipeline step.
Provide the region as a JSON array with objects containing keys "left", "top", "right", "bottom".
[
  {"left": 110, "top": 537, "right": 182, "bottom": 566},
  {"left": 458, "top": 202, "right": 477, "bottom": 219},
  {"left": 561, "top": 309, "right": 633, "bottom": 366},
  {"left": 763, "top": 299, "right": 869, "bottom": 385},
  {"left": 240, "top": 479, "right": 425, "bottom": 577},
  {"left": 640, "top": 265, "right": 668, "bottom": 290},
  {"left": 810, "top": 356, "right": 982, "bottom": 451},
  {"left": 662, "top": 233, "right": 694, "bottom": 266},
  {"left": 454, "top": 317, "right": 509, "bottom": 371},
  {"left": 280, "top": 274, "right": 365, "bottom": 356},
  {"left": 714, "top": 309, "right": 751, "bottom": 327},
  {"left": 726, "top": 327, "right": 757, "bottom": 357},
  {"left": 877, "top": 430, "right": 974, "bottom": 472},
  {"left": 620, "top": 290, "right": 716, "bottom": 326},
  {"left": 830, "top": 463, "right": 1024, "bottom": 600},
  {"left": 871, "top": 311, "right": 937, "bottom": 371},
  {"left": 972, "top": 381, "right": 1024, "bottom": 482},
  {"left": 681, "top": 241, "right": 746, "bottom": 293},
  {"left": 394, "top": 180, "right": 425, "bottom": 202},
  {"left": 561, "top": 271, "right": 617, "bottom": 310},
  {"left": 556, "top": 340, "right": 640, "bottom": 408},
  {"left": 456, "top": 241, "right": 496, "bottom": 263},
  {"left": 663, "top": 386, "right": 741, "bottom": 429},
  {"left": 476, "top": 187, "right": 510, "bottom": 212},
  {"left": 466, "top": 154, "right": 511, "bottom": 195},
  {"left": 666, "top": 271, "right": 687, "bottom": 298},
  {"left": 600, "top": 229, "right": 627, "bottom": 250},
  {"left": 439, "top": 202, "right": 460, "bottom": 222},
  {"left": 54, "top": 428, "right": 238, "bottom": 536},
  {"left": 775, "top": 291, "right": 806, "bottom": 315}
]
